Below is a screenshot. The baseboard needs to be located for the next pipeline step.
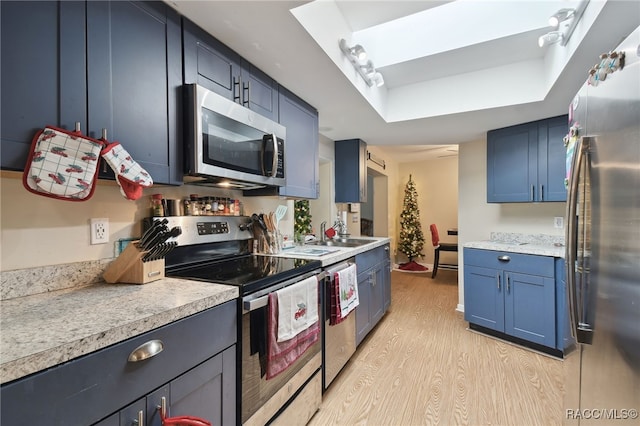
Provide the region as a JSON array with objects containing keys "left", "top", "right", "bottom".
[
  {"left": 468, "top": 323, "right": 564, "bottom": 359},
  {"left": 456, "top": 304, "right": 464, "bottom": 313}
]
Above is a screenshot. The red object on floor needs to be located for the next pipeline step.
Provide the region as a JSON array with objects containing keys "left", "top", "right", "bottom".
[{"left": 399, "top": 261, "right": 429, "bottom": 271}]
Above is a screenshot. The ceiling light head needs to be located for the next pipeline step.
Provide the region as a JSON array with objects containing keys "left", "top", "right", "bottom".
[
  {"left": 373, "top": 72, "right": 384, "bottom": 87},
  {"left": 360, "top": 60, "right": 376, "bottom": 77},
  {"left": 339, "top": 38, "right": 367, "bottom": 63},
  {"left": 350, "top": 44, "right": 367, "bottom": 61},
  {"left": 538, "top": 31, "right": 564, "bottom": 48},
  {"left": 548, "top": 8, "right": 575, "bottom": 28}
]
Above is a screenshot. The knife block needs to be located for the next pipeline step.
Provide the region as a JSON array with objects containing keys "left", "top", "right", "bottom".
[{"left": 103, "top": 242, "right": 165, "bottom": 284}]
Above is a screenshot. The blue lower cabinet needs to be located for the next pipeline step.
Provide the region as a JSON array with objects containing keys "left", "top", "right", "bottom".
[
  {"left": 504, "top": 272, "right": 556, "bottom": 348},
  {"left": 355, "top": 245, "right": 391, "bottom": 346},
  {"left": 1, "top": 301, "right": 237, "bottom": 426},
  {"left": 463, "top": 265, "right": 505, "bottom": 332},
  {"left": 464, "top": 248, "right": 561, "bottom": 351}
]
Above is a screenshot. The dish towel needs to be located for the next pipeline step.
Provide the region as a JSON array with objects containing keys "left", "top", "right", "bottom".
[
  {"left": 276, "top": 276, "right": 318, "bottom": 342},
  {"left": 337, "top": 264, "right": 359, "bottom": 318},
  {"left": 266, "top": 292, "right": 319, "bottom": 380},
  {"left": 329, "top": 272, "right": 349, "bottom": 325}
]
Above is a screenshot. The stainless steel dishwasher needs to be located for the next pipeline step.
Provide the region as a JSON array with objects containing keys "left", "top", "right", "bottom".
[{"left": 322, "top": 260, "right": 357, "bottom": 390}]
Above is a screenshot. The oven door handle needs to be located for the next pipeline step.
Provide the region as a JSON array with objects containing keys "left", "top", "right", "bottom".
[{"left": 244, "top": 295, "right": 269, "bottom": 312}]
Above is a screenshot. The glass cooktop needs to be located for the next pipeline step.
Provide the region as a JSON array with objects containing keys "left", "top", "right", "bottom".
[{"left": 167, "top": 254, "right": 321, "bottom": 295}]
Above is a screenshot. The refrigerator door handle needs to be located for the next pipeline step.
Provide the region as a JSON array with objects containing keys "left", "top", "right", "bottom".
[{"left": 565, "top": 136, "right": 594, "bottom": 345}]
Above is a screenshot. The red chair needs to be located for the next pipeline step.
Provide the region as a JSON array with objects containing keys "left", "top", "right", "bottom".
[{"left": 429, "top": 224, "right": 458, "bottom": 278}]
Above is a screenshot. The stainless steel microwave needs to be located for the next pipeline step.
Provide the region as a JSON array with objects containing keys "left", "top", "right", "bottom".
[{"left": 184, "top": 83, "right": 285, "bottom": 190}]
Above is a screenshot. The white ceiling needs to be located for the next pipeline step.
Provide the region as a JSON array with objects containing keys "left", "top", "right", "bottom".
[{"left": 166, "top": 0, "right": 639, "bottom": 162}]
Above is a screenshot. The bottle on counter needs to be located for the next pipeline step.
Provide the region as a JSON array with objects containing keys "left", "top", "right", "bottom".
[{"left": 151, "top": 194, "right": 164, "bottom": 217}]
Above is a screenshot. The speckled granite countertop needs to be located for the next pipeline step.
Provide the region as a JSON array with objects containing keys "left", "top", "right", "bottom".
[
  {"left": 464, "top": 232, "right": 565, "bottom": 258},
  {"left": 272, "top": 237, "right": 391, "bottom": 266},
  {"left": 0, "top": 277, "right": 238, "bottom": 384}
]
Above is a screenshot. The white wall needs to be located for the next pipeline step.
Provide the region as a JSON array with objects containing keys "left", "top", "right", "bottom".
[
  {"left": 457, "top": 139, "right": 565, "bottom": 310},
  {"left": 395, "top": 156, "right": 459, "bottom": 266},
  {"left": 0, "top": 172, "right": 295, "bottom": 271}
]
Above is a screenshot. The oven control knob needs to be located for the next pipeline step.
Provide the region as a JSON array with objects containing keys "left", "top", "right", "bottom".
[{"left": 239, "top": 223, "right": 252, "bottom": 231}]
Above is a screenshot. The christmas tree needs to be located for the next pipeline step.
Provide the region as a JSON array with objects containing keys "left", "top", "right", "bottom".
[
  {"left": 398, "top": 175, "right": 428, "bottom": 271},
  {"left": 294, "top": 200, "right": 312, "bottom": 242}
]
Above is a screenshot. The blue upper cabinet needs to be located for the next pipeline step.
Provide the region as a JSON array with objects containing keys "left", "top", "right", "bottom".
[
  {"left": 487, "top": 115, "right": 568, "bottom": 203},
  {"left": 1, "top": 1, "right": 182, "bottom": 185},
  {"left": 277, "top": 86, "right": 319, "bottom": 199},
  {"left": 182, "top": 18, "right": 279, "bottom": 122},
  {"left": 335, "top": 139, "right": 367, "bottom": 203},
  {"left": 87, "top": 1, "right": 182, "bottom": 185},
  {"left": 1, "top": 1, "right": 87, "bottom": 171}
]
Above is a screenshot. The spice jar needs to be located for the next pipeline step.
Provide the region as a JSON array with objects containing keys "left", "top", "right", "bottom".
[
  {"left": 151, "top": 194, "right": 164, "bottom": 217},
  {"left": 188, "top": 194, "right": 200, "bottom": 216}
]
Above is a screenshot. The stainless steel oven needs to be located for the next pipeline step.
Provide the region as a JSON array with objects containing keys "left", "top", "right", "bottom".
[
  {"left": 161, "top": 216, "right": 323, "bottom": 426},
  {"left": 184, "top": 83, "right": 285, "bottom": 190},
  {"left": 241, "top": 270, "right": 322, "bottom": 425}
]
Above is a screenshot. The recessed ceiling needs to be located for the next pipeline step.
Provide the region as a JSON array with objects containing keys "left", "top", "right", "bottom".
[{"left": 167, "top": 0, "right": 639, "bottom": 162}]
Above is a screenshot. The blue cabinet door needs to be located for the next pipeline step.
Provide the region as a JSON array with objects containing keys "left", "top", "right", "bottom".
[
  {"left": 182, "top": 17, "right": 241, "bottom": 101},
  {"left": 370, "top": 266, "right": 385, "bottom": 327},
  {"left": 538, "top": 115, "right": 568, "bottom": 202},
  {"left": 182, "top": 18, "right": 279, "bottom": 122},
  {"left": 1, "top": 1, "right": 86, "bottom": 171},
  {"left": 463, "top": 265, "right": 505, "bottom": 332},
  {"left": 241, "top": 62, "right": 279, "bottom": 122},
  {"left": 487, "top": 122, "right": 537, "bottom": 202},
  {"left": 383, "top": 259, "right": 391, "bottom": 313},
  {"left": 355, "top": 271, "right": 372, "bottom": 347},
  {"left": 87, "top": 1, "right": 182, "bottom": 185},
  {"left": 335, "top": 139, "right": 367, "bottom": 203},
  {"left": 166, "top": 346, "right": 236, "bottom": 426},
  {"left": 277, "top": 87, "right": 319, "bottom": 199},
  {"left": 504, "top": 272, "right": 556, "bottom": 347}
]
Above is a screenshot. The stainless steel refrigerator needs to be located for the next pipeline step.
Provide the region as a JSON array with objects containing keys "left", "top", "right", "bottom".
[{"left": 563, "top": 26, "right": 640, "bottom": 425}]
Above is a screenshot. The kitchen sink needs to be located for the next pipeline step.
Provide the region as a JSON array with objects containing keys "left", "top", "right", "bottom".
[{"left": 307, "top": 238, "right": 373, "bottom": 248}]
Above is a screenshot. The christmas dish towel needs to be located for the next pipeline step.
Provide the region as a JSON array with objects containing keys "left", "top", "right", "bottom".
[
  {"left": 276, "top": 276, "right": 318, "bottom": 342},
  {"left": 337, "top": 264, "right": 359, "bottom": 318}
]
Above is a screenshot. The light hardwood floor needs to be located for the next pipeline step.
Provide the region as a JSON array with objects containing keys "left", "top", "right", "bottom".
[{"left": 309, "top": 270, "right": 564, "bottom": 425}]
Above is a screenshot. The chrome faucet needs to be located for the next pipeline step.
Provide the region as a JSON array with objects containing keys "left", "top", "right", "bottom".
[{"left": 320, "top": 221, "right": 327, "bottom": 241}]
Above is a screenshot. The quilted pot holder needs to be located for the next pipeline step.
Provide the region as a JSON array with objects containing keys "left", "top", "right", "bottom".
[{"left": 23, "top": 126, "right": 104, "bottom": 201}]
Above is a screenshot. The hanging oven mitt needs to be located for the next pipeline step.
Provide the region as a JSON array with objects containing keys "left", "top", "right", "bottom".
[
  {"left": 23, "top": 126, "right": 104, "bottom": 201},
  {"left": 101, "top": 142, "right": 153, "bottom": 200}
]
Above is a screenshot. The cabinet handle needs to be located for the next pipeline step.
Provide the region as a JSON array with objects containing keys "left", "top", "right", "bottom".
[
  {"left": 506, "top": 274, "right": 511, "bottom": 294},
  {"left": 134, "top": 409, "right": 144, "bottom": 425},
  {"left": 497, "top": 273, "right": 501, "bottom": 291},
  {"left": 243, "top": 81, "right": 250, "bottom": 106},
  {"left": 127, "top": 339, "right": 164, "bottom": 362},
  {"left": 160, "top": 396, "right": 167, "bottom": 419},
  {"left": 497, "top": 255, "right": 510, "bottom": 262},
  {"left": 233, "top": 77, "right": 241, "bottom": 103},
  {"left": 531, "top": 185, "right": 535, "bottom": 201},
  {"left": 541, "top": 184, "right": 545, "bottom": 201}
]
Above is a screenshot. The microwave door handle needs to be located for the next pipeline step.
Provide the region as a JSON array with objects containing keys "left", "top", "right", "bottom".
[{"left": 270, "top": 133, "right": 278, "bottom": 177}]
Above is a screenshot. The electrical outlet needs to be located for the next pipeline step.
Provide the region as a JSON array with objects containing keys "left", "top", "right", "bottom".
[
  {"left": 554, "top": 217, "right": 564, "bottom": 229},
  {"left": 90, "top": 218, "right": 109, "bottom": 245}
]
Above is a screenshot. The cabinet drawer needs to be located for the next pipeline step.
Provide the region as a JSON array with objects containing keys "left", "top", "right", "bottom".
[
  {"left": 356, "top": 244, "right": 389, "bottom": 273},
  {"left": 464, "top": 248, "right": 554, "bottom": 277},
  {"left": 1, "top": 300, "right": 237, "bottom": 426}
]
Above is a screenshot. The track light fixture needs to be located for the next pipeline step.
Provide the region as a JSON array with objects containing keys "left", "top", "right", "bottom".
[
  {"left": 539, "top": 0, "right": 589, "bottom": 48},
  {"left": 339, "top": 38, "right": 385, "bottom": 87},
  {"left": 538, "top": 31, "right": 564, "bottom": 48},
  {"left": 548, "top": 8, "right": 575, "bottom": 28}
]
